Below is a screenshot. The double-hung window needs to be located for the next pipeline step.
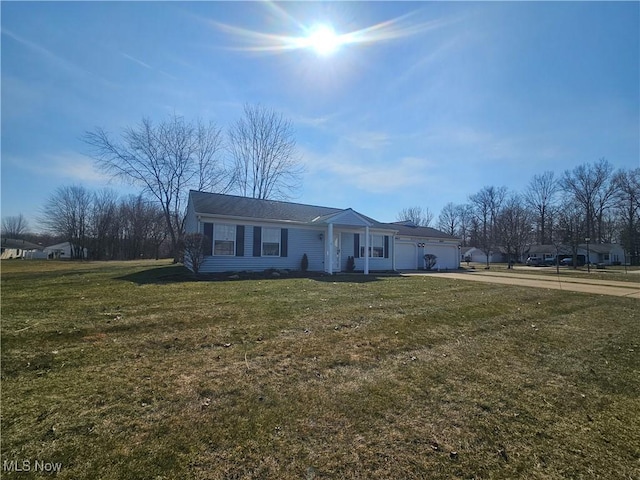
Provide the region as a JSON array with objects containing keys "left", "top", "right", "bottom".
[
  {"left": 262, "top": 227, "right": 281, "bottom": 256},
  {"left": 214, "top": 224, "right": 236, "bottom": 256},
  {"left": 359, "top": 234, "right": 386, "bottom": 258}
]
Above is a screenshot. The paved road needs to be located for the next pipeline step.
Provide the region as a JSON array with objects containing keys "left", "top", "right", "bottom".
[{"left": 404, "top": 270, "right": 640, "bottom": 298}]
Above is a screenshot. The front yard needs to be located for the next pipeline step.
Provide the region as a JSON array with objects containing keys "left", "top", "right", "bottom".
[{"left": 1, "top": 260, "right": 638, "bottom": 479}]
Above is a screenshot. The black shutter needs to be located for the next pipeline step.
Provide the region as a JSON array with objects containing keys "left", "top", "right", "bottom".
[
  {"left": 253, "top": 226, "right": 262, "bottom": 257},
  {"left": 281, "top": 228, "right": 288, "bottom": 257},
  {"left": 236, "top": 225, "right": 245, "bottom": 256},
  {"left": 384, "top": 236, "right": 390, "bottom": 258},
  {"left": 203, "top": 223, "right": 213, "bottom": 256},
  {"left": 354, "top": 234, "right": 360, "bottom": 258}
]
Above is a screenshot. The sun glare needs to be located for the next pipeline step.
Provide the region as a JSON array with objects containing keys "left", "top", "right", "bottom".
[
  {"left": 212, "top": 9, "right": 444, "bottom": 57},
  {"left": 306, "top": 24, "right": 341, "bottom": 56}
]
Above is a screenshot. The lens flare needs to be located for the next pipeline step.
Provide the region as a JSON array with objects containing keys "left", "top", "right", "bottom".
[{"left": 206, "top": 8, "right": 448, "bottom": 56}]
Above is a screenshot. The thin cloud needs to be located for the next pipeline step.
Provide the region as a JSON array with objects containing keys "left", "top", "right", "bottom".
[
  {"left": 303, "top": 146, "right": 434, "bottom": 194},
  {"left": 120, "top": 51, "right": 178, "bottom": 80},
  {"left": 121, "top": 52, "right": 153, "bottom": 69},
  {"left": 343, "top": 131, "right": 392, "bottom": 150},
  {"left": 6, "top": 152, "right": 111, "bottom": 184},
  {"left": 2, "top": 28, "right": 113, "bottom": 87}
]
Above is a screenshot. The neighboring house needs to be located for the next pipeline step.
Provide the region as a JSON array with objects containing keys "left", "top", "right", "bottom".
[
  {"left": 185, "top": 191, "right": 461, "bottom": 274},
  {"left": 584, "top": 243, "right": 626, "bottom": 265},
  {"left": 43, "top": 242, "right": 87, "bottom": 260},
  {"left": 391, "top": 221, "right": 460, "bottom": 270},
  {"left": 525, "top": 244, "right": 572, "bottom": 264},
  {"left": 0, "top": 238, "right": 44, "bottom": 259},
  {"left": 525, "top": 243, "right": 626, "bottom": 265},
  {"left": 459, "top": 247, "right": 501, "bottom": 264}
]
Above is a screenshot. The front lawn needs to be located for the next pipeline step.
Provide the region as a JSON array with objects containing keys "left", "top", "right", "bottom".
[{"left": 1, "top": 260, "right": 638, "bottom": 479}]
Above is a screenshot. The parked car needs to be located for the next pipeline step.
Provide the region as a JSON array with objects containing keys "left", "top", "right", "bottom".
[
  {"left": 560, "top": 257, "right": 585, "bottom": 266},
  {"left": 526, "top": 257, "right": 545, "bottom": 266}
]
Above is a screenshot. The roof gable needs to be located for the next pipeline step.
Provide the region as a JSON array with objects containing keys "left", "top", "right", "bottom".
[{"left": 316, "top": 209, "right": 373, "bottom": 227}]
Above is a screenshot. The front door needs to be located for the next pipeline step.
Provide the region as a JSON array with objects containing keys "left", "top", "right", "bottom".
[{"left": 332, "top": 232, "right": 341, "bottom": 272}]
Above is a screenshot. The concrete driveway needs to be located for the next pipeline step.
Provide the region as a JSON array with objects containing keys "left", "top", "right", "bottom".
[{"left": 403, "top": 270, "right": 640, "bottom": 299}]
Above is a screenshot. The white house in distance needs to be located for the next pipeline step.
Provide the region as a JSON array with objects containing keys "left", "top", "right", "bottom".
[
  {"left": 185, "top": 191, "right": 461, "bottom": 274},
  {"left": 43, "top": 242, "right": 88, "bottom": 260},
  {"left": 460, "top": 247, "right": 496, "bottom": 264},
  {"left": 0, "top": 238, "right": 44, "bottom": 259}
]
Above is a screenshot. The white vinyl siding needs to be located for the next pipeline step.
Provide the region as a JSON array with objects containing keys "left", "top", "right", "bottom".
[{"left": 214, "top": 224, "right": 236, "bottom": 256}]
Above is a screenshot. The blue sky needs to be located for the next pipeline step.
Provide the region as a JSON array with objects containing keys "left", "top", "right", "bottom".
[{"left": 2, "top": 1, "right": 638, "bottom": 231}]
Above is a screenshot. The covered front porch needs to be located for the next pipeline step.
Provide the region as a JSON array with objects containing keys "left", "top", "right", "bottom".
[{"left": 318, "top": 209, "right": 395, "bottom": 275}]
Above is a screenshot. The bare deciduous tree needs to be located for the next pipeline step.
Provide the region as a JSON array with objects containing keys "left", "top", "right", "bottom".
[
  {"left": 89, "top": 189, "right": 119, "bottom": 260},
  {"left": 562, "top": 159, "right": 614, "bottom": 243},
  {"left": 437, "top": 202, "right": 460, "bottom": 236},
  {"left": 396, "top": 206, "right": 433, "bottom": 227},
  {"left": 84, "top": 114, "right": 226, "bottom": 262},
  {"left": 496, "top": 194, "right": 533, "bottom": 266},
  {"left": 524, "top": 171, "right": 559, "bottom": 245},
  {"left": 228, "top": 103, "right": 303, "bottom": 200},
  {"left": 613, "top": 168, "right": 640, "bottom": 264},
  {"left": 1, "top": 214, "right": 29, "bottom": 238},
  {"left": 40, "top": 185, "right": 92, "bottom": 259},
  {"left": 457, "top": 204, "right": 474, "bottom": 247},
  {"left": 554, "top": 199, "right": 584, "bottom": 268},
  {"left": 469, "top": 186, "right": 507, "bottom": 267},
  {"left": 117, "top": 195, "right": 168, "bottom": 260}
]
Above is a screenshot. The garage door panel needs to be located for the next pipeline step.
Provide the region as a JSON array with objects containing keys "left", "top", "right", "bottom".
[
  {"left": 396, "top": 243, "right": 417, "bottom": 270},
  {"left": 423, "top": 245, "right": 458, "bottom": 270}
]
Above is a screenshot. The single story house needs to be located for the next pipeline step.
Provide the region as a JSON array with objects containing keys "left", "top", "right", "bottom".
[
  {"left": 525, "top": 243, "right": 626, "bottom": 266},
  {"left": 583, "top": 243, "right": 626, "bottom": 265},
  {"left": 185, "top": 191, "right": 460, "bottom": 274},
  {"left": 459, "top": 247, "right": 503, "bottom": 264},
  {"left": 43, "top": 242, "right": 87, "bottom": 260},
  {"left": 0, "top": 238, "right": 44, "bottom": 260}
]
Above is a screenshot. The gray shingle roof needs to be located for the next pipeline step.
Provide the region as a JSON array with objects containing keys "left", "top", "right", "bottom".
[
  {"left": 1, "top": 238, "right": 43, "bottom": 250},
  {"left": 388, "top": 221, "right": 459, "bottom": 240},
  {"left": 189, "top": 191, "right": 391, "bottom": 228}
]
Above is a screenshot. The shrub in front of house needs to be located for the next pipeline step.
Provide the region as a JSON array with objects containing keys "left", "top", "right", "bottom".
[{"left": 346, "top": 256, "right": 355, "bottom": 272}]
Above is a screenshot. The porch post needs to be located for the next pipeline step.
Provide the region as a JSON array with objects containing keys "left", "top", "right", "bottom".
[
  {"left": 364, "top": 226, "right": 370, "bottom": 275},
  {"left": 327, "top": 222, "right": 334, "bottom": 274}
]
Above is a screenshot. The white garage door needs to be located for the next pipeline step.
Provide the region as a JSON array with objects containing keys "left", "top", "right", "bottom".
[
  {"left": 423, "top": 245, "right": 458, "bottom": 270},
  {"left": 396, "top": 242, "right": 417, "bottom": 270}
]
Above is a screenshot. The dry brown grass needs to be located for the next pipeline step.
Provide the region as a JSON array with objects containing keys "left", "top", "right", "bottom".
[{"left": 2, "top": 260, "right": 639, "bottom": 479}]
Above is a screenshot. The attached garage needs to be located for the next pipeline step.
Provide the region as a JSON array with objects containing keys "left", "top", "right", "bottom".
[{"left": 390, "top": 221, "right": 460, "bottom": 271}]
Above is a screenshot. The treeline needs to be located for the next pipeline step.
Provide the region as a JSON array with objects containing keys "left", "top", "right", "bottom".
[
  {"left": 434, "top": 160, "right": 640, "bottom": 264},
  {"left": 5, "top": 187, "right": 170, "bottom": 260},
  {"left": 4, "top": 158, "right": 638, "bottom": 265}
]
